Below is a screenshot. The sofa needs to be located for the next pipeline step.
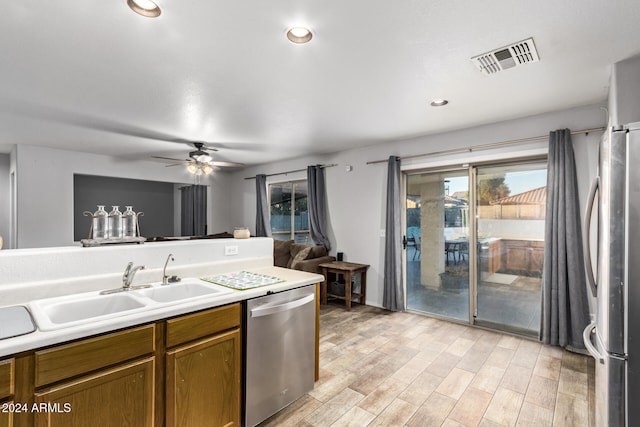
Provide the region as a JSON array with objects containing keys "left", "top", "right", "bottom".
[{"left": 273, "top": 239, "right": 336, "bottom": 274}]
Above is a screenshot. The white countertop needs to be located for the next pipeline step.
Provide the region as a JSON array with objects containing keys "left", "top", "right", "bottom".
[{"left": 0, "top": 266, "right": 324, "bottom": 358}]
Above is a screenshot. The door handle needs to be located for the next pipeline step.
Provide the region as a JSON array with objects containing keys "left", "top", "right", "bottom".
[
  {"left": 250, "top": 293, "right": 315, "bottom": 318},
  {"left": 583, "top": 176, "right": 599, "bottom": 298},
  {"left": 582, "top": 321, "right": 604, "bottom": 364},
  {"left": 402, "top": 235, "right": 407, "bottom": 250}
]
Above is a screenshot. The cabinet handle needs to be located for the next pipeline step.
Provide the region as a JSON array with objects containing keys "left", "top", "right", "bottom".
[{"left": 250, "top": 293, "right": 315, "bottom": 318}]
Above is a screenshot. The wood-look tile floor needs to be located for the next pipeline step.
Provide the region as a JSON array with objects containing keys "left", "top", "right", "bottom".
[{"left": 260, "top": 304, "right": 595, "bottom": 427}]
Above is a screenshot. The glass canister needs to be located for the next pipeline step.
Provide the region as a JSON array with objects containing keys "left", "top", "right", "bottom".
[
  {"left": 108, "top": 206, "right": 123, "bottom": 239},
  {"left": 93, "top": 205, "right": 109, "bottom": 240},
  {"left": 233, "top": 227, "right": 250, "bottom": 239},
  {"left": 122, "top": 206, "right": 137, "bottom": 238}
]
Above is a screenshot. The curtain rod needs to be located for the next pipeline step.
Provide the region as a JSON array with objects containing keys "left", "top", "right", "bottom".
[
  {"left": 366, "top": 126, "right": 605, "bottom": 165},
  {"left": 244, "top": 163, "right": 338, "bottom": 180}
]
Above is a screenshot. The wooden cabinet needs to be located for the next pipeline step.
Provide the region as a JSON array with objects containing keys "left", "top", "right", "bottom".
[
  {"left": 0, "top": 358, "right": 14, "bottom": 427},
  {"left": 33, "top": 325, "right": 155, "bottom": 388},
  {"left": 166, "top": 330, "right": 240, "bottom": 427},
  {"left": 34, "top": 357, "right": 154, "bottom": 427},
  {"left": 3, "top": 301, "right": 246, "bottom": 427},
  {"left": 165, "top": 304, "right": 241, "bottom": 427},
  {"left": 32, "top": 325, "right": 156, "bottom": 427},
  {"left": 502, "top": 239, "right": 544, "bottom": 276}
]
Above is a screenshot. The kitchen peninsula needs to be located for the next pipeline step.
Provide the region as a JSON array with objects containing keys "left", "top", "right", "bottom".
[{"left": 0, "top": 238, "right": 323, "bottom": 427}]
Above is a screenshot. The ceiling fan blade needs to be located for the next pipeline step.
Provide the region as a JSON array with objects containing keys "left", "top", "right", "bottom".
[
  {"left": 0, "top": 102, "right": 265, "bottom": 153},
  {"left": 152, "top": 155, "right": 189, "bottom": 162},
  {"left": 211, "top": 161, "right": 245, "bottom": 168},
  {"left": 164, "top": 163, "right": 184, "bottom": 167}
]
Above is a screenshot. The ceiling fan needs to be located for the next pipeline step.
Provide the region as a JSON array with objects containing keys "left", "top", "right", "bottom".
[{"left": 152, "top": 142, "right": 245, "bottom": 174}]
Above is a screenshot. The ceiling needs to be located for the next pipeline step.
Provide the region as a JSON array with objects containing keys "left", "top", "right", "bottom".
[{"left": 0, "top": 1, "right": 639, "bottom": 167}]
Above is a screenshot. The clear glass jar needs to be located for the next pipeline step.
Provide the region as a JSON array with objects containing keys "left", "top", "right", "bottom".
[
  {"left": 93, "top": 205, "right": 109, "bottom": 240},
  {"left": 108, "top": 206, "right": 123, "bottom": 239},
  {"left": 233, "top": 227, "right": 250, "bottom": 239},
  {"left": 122, "top": 206, "right": 137, "bottom": 238}
]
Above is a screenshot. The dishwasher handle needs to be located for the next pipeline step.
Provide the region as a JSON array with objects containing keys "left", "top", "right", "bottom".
[{"left": 250, "top": 293, "right": 315, "bottom": 318}]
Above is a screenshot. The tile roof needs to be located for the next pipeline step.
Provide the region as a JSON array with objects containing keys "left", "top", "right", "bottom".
[{"left": 490, "top": 186, "right": 546, "bottom": 205}]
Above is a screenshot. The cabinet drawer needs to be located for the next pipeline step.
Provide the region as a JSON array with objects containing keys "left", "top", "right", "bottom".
[
  {"left": 0, "top": 359, "right": 13, "bottom": 400},
  {"left": 35, "top": 324, "right": 155, "bottom": 388},
  {"left": 166, "top": 303, "right": 241, "bottom": 348}
]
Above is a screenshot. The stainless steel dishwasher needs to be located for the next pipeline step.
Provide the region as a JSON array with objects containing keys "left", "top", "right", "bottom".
[{"left": 245, "top": 284, "right": 316, "bottom": 427}]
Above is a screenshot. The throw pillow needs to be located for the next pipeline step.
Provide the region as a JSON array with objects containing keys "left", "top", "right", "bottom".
[
  {"left": 288, "top": 243, "right": 310, "bottom": 268},
  {"left": 290, "top": 246, "right": 312, "bottom": 269},
  {"left": 273, "top": 240, "right": 294, "bottom": 268},
  {"left": 308, "top": 245, "right": 327, "bottom": 258}
]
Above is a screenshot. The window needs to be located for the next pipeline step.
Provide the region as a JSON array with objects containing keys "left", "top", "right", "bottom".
[{"left": 268, "top": 180, "right": 310, "bottom": 243}]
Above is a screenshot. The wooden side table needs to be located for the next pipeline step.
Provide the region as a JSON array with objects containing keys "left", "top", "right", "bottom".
[{"left": 319, "top": 261, "right": 369, "bottom": 311}]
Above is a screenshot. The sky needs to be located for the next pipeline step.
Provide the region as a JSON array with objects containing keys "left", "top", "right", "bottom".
[{"left": 447, "top": 169, "right": 547, "bottom": 197}]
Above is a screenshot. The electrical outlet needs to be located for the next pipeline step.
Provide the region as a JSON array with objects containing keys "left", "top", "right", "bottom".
[
  {"left": 224, "top": 245, "right": 239, "bottom": 256},
  {"left": 380, "top": 229, "right": 386, "bottom": 237}
]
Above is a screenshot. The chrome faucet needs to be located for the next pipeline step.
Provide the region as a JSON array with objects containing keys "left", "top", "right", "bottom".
[
  {"left": 162, "top": 254, "right": 174, "bottom": 285},
  {"left": 101, "top": 261, "right": 149, "bottom": 295},
  {"left": 122, "top": 262, "right": 145, "bottom": 289}
]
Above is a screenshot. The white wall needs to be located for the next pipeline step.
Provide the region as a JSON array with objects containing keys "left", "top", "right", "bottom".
[
  {"left": 13, "top": 145, "right": 227, "bottom": 248},
  {"left": 220, "top": 104, "right": 604, "bottom": 308},
  {"left": 0, "top": 154, "right": 10, "bottom": 245}
]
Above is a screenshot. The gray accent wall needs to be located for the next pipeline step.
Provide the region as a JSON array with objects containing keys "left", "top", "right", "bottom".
[{"left": 73, "top": 174, "right": 175, "bottom": 241}]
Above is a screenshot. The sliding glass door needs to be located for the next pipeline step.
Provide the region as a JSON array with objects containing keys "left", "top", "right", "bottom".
[
  {"left": 405, "top": 160, "right": 546, "bottom": 337},
  {"left": 405, "top": 169, "right": 470, "bottom": 321},
  {"left": 475, "top": 163, "right": 547, "bottom": 335}
]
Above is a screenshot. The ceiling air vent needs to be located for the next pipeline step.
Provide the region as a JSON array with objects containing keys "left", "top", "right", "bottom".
[{"left": 471, "top": 37, "right": 540, "bottom": 75}]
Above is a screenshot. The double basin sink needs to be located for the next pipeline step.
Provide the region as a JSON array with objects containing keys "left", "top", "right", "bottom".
[{"left": 29, "top": 279, "right": 234, "bottom": 331}]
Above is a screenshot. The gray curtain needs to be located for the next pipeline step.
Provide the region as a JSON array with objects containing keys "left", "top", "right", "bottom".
[
  {"left": 255, "top": 174, "right": 272, "bottom": 237},
  {"left": 307, "top": 165, "right": 331, "bottom": 250},
  {"left": 180, "top": 185, "right": 207, "bottom": 236},
  {"left": 383, "top": 156, "right": 404, "bottom": 311},
  {"left": 541, "top": 129, "right": 590, "bottom": 351}
]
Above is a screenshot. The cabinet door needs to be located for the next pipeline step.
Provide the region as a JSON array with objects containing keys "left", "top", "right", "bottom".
[
  {"left": 34, "top": 357, "right": 154, "bottom": 427},
  {"left": 166, "top": 328, "right": 241, "bottom": 427},
  {"left": 0, "top": 358, "right": 13, "bottom": 427},
  {"left": 505, "top": 242, "right": 530, "bottom": 271}
]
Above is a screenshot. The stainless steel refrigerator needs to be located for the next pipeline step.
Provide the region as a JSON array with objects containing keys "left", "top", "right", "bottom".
[{"left": 583, "top": 122, "right": 640, "bottom": 427}]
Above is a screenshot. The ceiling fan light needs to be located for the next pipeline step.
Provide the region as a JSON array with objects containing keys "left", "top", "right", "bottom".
[
  {"left": 202, "top": 164, "right": 214, "bottom": 175},
  {"left": 196, "top": 154, "right": 213, "bottom": 163},
  {"left": 187, "top": 163, "right": 199, "bottom": 174}
]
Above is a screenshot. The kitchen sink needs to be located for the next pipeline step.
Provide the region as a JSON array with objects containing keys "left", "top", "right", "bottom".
[
  {"left": 28, "top": 279, "right": 235, "bottom": 332},
  {"left": 134, "top": 280, "right": 232, "bottom": 303},
  {"left": 30, "top": 293, "right": 147, "bottom": 331}
]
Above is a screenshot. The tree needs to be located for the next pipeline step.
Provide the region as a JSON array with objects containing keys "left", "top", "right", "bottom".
[{"left": 478, "top": 176, "right": 510, "bottom": 205}]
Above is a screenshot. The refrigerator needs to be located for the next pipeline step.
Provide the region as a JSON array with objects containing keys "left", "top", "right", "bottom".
[{"left": 583, "top": 122, "right": 640, "bottom": 427}]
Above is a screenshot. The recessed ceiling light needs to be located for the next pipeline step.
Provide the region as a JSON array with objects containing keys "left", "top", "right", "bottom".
[
  {"left": 287, "top": 27, "right": 313, "bottom": 44},
  {"left": 430, "top": 99, "right": 449, "bottom": 107},
  {"left": 127, "top": 0, "right": 161, "bottom": 18}
]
